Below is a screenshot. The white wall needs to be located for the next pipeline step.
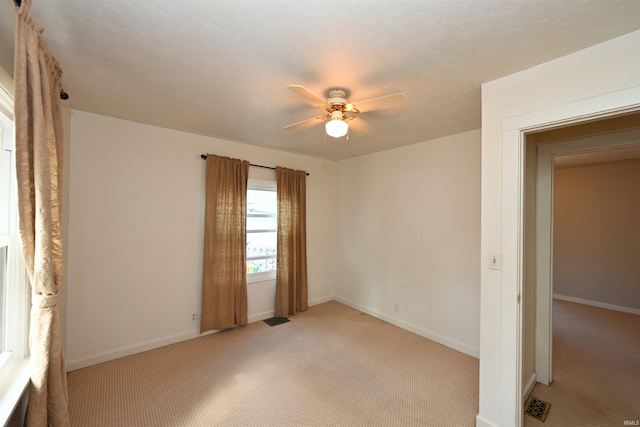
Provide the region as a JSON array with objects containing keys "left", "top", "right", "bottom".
[
  {"left": 554, "top": 160, "right": 640, "bottom": 310},
  {"left": 334, "top": 129, "right": 481, "bottom": 357},
  {"left": 66, "top": 111, "right": 336, "bottom": 370},
  {"left": 479, "top": 31, "right": 640, "bottom": 427}
]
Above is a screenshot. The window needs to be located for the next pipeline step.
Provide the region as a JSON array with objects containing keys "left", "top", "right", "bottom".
[
  {"left": 0, "top": 86, "right": 30, "bottom": 387},
  {"left": 0, "top": 246, "right": 6, "bottom": 351},
  {"left": 246, "top": 179, "right": 277, "bottom": 283}
]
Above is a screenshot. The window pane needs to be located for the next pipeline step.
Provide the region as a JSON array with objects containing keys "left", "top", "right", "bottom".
[
  {"left": 247, "top": 215, "right": 276, "bottom": 232},
  {"left": 246, "top": 231, "right": 276, "bottom": 258},
  {"left": 247, "top": 189, "right": 276, "bottom": 214},
  {"left": 247, "top": 187, "right": 277, "bottom": 276},
  {"left": 0, "top": 246, "right": 6, "bottom": 351},
  {"left": 246, "top": 258, "right": 276, "bottom": 274}
]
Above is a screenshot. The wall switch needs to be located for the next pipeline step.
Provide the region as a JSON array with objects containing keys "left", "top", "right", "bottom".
[
  {"left": 191, "top": 312, "right": 197, "bottom": 323},
  {"left": 488, "top": 252, "right": 501, "bottom": 270}
]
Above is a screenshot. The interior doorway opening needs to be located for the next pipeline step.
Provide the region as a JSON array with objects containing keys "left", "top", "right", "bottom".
[{"left": 521, "top": 111, "right": 640, "bottom": 401}]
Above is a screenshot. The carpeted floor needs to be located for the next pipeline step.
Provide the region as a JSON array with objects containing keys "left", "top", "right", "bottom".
[
  {"left": 524, "top": 299, "right": 640, "bottom": 427},
  {"left": 67, "top": 301, "right": 479, "bottom": 426}
]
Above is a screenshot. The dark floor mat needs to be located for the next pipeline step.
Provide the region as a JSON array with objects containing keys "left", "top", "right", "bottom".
[{"left": 263, "top": 317, "right": 290, "bottom": 327}]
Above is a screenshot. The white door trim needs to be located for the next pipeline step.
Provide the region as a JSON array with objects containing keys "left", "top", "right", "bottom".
[
  {"left": 498, "top": 85, "right": 639, "bottom": 427},
  {"left": 535, "top": 128, "right": 640, "bottom": 386}
]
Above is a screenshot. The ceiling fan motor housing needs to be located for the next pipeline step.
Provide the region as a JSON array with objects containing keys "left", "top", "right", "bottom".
[{"left": 327, "top": 89, "right": 348, "bottom": 107}]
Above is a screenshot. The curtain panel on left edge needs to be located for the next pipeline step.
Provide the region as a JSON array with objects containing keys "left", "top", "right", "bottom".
[
  {"left": 14, "top": 0, "right": 70, "bottom": 425},
  {"left": 201, "top": 154, "right": 249, "bottom": 332}
]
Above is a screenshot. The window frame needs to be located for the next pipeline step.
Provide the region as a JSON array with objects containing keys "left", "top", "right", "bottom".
[
  {"left": 0, "top": 82, "right": 31, "bottom": 426},
  {"left": 246, "top": 178, "right": 277, "bottom": 284}
]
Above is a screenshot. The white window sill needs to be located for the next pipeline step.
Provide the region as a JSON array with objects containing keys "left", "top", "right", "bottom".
[
  {"left": 247, "top": 272, "right": 276, "bottom": 284},
  {"left": 0, "top": 358, "right": 30, "bottom": 426}
]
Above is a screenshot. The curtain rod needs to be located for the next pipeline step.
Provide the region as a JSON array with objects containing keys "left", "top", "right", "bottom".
[
  {"left": 13, "top": 0, "right": 69, "bottom": 100},
  {"left": 200, "top": 154, "right": 309, "bottom": 176}
]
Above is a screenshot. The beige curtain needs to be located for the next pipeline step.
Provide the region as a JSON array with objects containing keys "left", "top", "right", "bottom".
[
  {"left": 201, "top": 154, "right": 249, "bottom": 332},
  {"left": 14, "top": 0, "right": 70, "bottom": 425},
  {"left": 275, "top": 167, "right": 308, "bottom": 317}
]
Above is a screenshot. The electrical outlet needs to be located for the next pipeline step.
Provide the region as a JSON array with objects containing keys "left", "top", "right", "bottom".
[
  {"left": 394, "top": 303, "right": 399, "bottom": 313},
  {"left": 488, "top": 252, "right": 501, "bottom": 271},
  {"left": 191, "top": 312, "right": 197, "bottom": 323}
]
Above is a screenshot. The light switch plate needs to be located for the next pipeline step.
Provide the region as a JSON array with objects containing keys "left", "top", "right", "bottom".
[{"left": 488, "top": 252, "right": 501, "bottom": 270}]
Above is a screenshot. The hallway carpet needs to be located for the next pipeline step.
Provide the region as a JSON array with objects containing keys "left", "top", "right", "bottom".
[{"left": 524, "top": 299, "right": 640, "bottom": 426}]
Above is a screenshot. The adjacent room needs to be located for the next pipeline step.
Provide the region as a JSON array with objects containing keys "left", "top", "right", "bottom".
[
  {"left": 523, "top": 131, "right": 640, "bottom": 427},
  {"left": 0, "top": 1, "right": 638, "bottom": 426}
]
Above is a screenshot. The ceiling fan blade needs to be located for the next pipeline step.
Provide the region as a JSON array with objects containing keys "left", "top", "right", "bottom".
[
  {"left": 352, "top": 92, "right": 408, "bottom": 113},
  {"left": 283, "top": 115, "right": 327, "bottom": 130},
  {"left": 287, "top": 85, "right": 327, "bottom": 107},
  {"left": 347, "top": 117, "right": 372, "bottom": 135}
]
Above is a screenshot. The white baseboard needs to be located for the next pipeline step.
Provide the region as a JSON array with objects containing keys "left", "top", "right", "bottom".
[
  {"left": 523, "top": 372, "right": 537, "bottom": 400},
  {"left": 554, "top": 294, "right": 640, "bottom": 315},
  {"left": 67, "top": 330, "right": 200, "bottom": 371},
  {"left": 334, "top": 296, "right": 479, "bottom": 359},
  {"left": 247, "top": 296, "right": 334, "bottom": 323},
  {"left": 475, "top": 414, "right": 497, "bottom": 427},
  {"left": 68, "top": 296, "right": 338, "bottom": 371},
  {"left": 308, "top": 295, "right": 335, "bottom": 306},
  {"left": 248, "top": 310, "right": 275, "bottom": 323}
]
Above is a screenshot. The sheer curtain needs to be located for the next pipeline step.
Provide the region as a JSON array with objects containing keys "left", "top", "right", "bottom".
[
  {"left": 201, "top": 154, "right": 249, "bottom": 332},
  {"left": 275, "top": 167, "right": 308, "bottom": 318},
  {"left": 14, "top": 0, "right": 70, "bottom": 424}
]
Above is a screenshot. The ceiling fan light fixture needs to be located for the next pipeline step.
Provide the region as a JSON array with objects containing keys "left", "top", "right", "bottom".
[
  {"left": 285, "top": 85, "right": 407, "bottom": 139},
  {"left": 325, "top": 118, "right": 349, "bottom": 138}
]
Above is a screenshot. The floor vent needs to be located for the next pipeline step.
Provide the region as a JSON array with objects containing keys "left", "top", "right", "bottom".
[
  {"left": 525, "top": 395, "right": 552, "bottom": 422},
  {"left": 263, "top": 317, "right": 290, "bottom": 327}
]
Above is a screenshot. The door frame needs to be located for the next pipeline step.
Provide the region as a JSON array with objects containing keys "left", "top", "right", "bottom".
[
  {"left": 535, "top": 128, "right": 640, "bottom": 386},
  {"left": 499, "top": 86, "right": 639, "bottom": 427}
]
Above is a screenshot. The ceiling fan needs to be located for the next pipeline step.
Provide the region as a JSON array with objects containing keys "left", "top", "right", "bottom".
[{"left": 284, "top": 85, "right": 408, "bottom": 138}]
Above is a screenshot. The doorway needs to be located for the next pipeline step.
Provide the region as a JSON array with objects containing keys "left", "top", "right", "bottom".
[{"left": 520, "top": 113, "right": 640, "bottom": 416}]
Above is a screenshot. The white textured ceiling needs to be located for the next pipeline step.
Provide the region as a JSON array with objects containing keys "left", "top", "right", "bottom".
[{"left": 1, "top": 0, "right": 639, "bottom": 160}]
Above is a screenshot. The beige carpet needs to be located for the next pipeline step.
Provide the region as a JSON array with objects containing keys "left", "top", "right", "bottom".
[
  {"left": 68, "top": 301, "right": 479, "bottom": 426},
  {"left": 524, "top": 299, "right": 640, "bottom": 426}
]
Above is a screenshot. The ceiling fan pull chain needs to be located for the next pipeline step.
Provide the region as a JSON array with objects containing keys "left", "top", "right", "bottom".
[{"left": 323, "top": 131, "right": 327, "bottom": 167}]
